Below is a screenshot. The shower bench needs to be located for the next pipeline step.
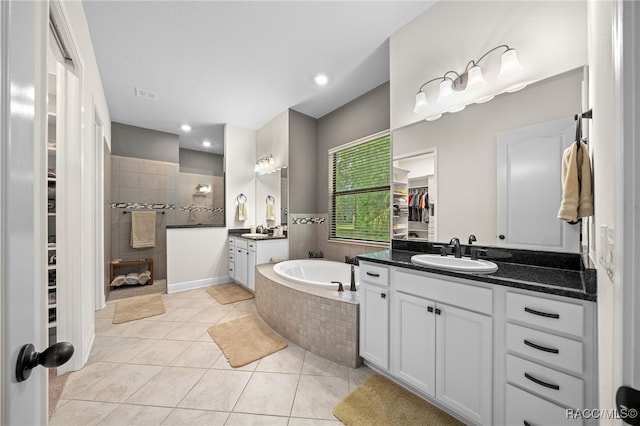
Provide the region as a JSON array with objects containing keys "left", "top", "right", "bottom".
[{"left": 110, "top": 258, "right": 154, "bottom": 286}]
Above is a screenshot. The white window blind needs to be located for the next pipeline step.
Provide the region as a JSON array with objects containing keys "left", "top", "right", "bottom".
[{"left": 328, "top": 133, "right": 391, "bottom": 243}]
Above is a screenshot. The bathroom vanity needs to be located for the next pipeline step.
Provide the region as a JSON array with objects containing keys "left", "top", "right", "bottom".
[
  {"left": 228, "top": 235, "right": 288, "bottom": 291},
  {"left": 358, "top": 245, "right": 596, "bottom": 426}
]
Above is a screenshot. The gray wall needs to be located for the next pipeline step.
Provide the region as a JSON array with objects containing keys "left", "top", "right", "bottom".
[
  {"left": 316, "top": 82, "right": 391, "bottom": 213},
  {"left": 111, "top": 122, "right": 179, "bottom": 163},
  {"left": 288, "top": 110, "right": 318, "bottom": 213},
  {"left": 179, "top": 148, "right": 224, "bottom": 176}
]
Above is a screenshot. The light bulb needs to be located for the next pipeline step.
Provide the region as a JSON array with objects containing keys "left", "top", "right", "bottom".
[
  {"left": 498, "top": 48, "right": 523, "bottom": 79},
  {"left": 268, "top": 155, "right": 275, "bottom": 166},
  {"left": 466, "top": 65, "right": 486, "bottom": 89},
  {"left": 437, "top": 79, "right": 453, "bottom": 103},
  {"left": 413, "top": 91, "right": 428, "bottom": 113}
]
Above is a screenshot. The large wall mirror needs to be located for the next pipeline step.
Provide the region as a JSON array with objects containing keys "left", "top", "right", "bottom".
[
  {"left": 255, "top": 167, "right": 287, "bottom": 228},
  {"left": 392, "top": 68, "right": 586, "bottom": 252}
]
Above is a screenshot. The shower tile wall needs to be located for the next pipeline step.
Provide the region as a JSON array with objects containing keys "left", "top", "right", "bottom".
[
  {"left": 288, "top": 213, "right": 382, "bottom": 262},
  {"left": 110, "top": 155, "right": 177, "bottom": 284}
]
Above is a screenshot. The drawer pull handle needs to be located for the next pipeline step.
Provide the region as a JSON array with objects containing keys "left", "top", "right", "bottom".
[
  {"left": 380, "top": 293, "right": 387, "bottom": 299},
  {"left": 427, "top": 306, "right": 434, "bottom": 313},
  {"left": 524, "top": 372, "right": 560, "bottom": 390},
  {"left": 524, "top": 307, "right": 560, "bottom": 319},
  {"left": 366, "top": 272, "right": 380, "bottom": 277},
  {"left": 524, "top": 339, "right": 559, "bottom": 354}
]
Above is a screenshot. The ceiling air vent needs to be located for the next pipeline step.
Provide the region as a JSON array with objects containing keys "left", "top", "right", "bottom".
[{"left": 134, "top": 87, "right": 158, "bottom": 101}]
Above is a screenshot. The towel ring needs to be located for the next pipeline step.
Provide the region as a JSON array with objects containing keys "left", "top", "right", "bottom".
[
  {"left": 266, "top": 195, "right": 275, "bottom": 204},
  {"left": 236, "top": 193, "right": 247, "bottom": 203}
]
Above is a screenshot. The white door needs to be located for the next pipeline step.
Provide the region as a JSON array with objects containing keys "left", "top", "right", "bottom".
[
  {"left": 497, "top": 118, "right": 580, "bottom": 252},
  {"left": 247, "top": 250, "right": 256, "bottom": 291},
  {"left": 359, "top": 283, "right": 389, "bottom": 370},
  {"left": 1, "top": 1, "right": 49, "bottom": 424},
  {"left": 235, "top": 248, "right": 247, "bottom": 286},
  {"left": 394, "top": 292, "right": 436, "bottom": 397},
  {"left": 435, "top": 303, "right": 492, "bottom": 425}
]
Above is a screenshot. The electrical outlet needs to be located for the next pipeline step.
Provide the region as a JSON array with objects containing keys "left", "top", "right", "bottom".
[{"left": 606, "top": 227, "right": 615, "bottom": 280}]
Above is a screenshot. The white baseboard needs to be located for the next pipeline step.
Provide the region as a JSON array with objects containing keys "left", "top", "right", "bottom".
[{"left": 167, "top": 275, "right": 232, "bottom": 294}]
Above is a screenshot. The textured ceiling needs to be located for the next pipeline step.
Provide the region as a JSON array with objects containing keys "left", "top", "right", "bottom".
[{"left": 82, "top": 1, "right": 435, "bottom": 154}]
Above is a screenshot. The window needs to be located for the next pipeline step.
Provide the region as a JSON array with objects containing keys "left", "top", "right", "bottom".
[{"left": 329, "top": 132, "right": 391, "bottom": 243}]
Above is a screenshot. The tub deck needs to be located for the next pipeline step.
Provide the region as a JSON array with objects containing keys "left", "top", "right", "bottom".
[{"left": 255, "top": 263, "right": 362, "bottom": 368}]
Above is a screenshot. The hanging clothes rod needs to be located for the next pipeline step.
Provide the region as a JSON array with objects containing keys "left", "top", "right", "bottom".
[{"left": 574, "top": 109, "right": 593, "bottom": 151}]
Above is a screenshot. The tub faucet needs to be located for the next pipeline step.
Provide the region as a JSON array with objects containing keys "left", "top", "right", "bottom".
[
  {"left": 332, "top": 281, "right": 344, "bottom": 292},
  {"left": 449, "top": 237, "right": 462, "bottom": 258},
  {"left": 350, "top": 265, "right": 357, "bottom": 292}
]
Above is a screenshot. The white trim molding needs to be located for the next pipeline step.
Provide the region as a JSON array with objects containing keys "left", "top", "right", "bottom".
[{"left": 167, "top": 276, "right": 232, "bottom": 294}]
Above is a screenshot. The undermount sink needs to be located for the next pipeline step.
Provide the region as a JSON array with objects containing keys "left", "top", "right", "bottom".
[
  {"left": 411, "top": 254, "right": 498, "bottom": 274},
  {"left": 241, "top": 233, "right": 268, "bottom": 238}
]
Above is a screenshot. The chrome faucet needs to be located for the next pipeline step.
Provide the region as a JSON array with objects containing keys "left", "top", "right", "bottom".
[{"left": 449, "top": 237, "right": 462, "bottom": 258}]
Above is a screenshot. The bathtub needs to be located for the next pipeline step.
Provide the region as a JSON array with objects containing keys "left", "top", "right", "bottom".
[{"left": 273, "top": 259, "right": 359, "bottom": 288}]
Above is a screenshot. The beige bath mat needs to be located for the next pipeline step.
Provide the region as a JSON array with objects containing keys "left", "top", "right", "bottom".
[
  {"left": 207, "top": 283, "right": 254, "bottom": 305},
  {"left": 113, "top": 293, "right": 166, "bottom": 324},
  {"left": 333, "top": 374, "right": 465, "bottom": 426},
  {"left": 207, "top": 315, "right": 287, "bottom": 367}
]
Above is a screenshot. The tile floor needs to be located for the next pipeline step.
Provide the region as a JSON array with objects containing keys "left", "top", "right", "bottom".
[{"left": 50, "top": 286, "right": 373, "bottom": 425}]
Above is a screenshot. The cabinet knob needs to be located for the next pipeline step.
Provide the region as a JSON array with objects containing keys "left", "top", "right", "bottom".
[
  {"left": 427, "top": 306, "right": 434, "bottom": 313},
  {"left": 434, "top": 308, "right": 441, "bottom": 315},
  {"left": 380, "top": 293, "right": 386, "bottom": 299},
  {"left": 499, "top": 234, "right": 506, "bottom": 240}
]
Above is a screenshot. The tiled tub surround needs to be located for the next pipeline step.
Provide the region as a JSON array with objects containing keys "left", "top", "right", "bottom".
[
  {"left": 360, "top": 239, "right": 597, "bottom": 301},
  {"left": 288, "top": 213, "right": 385, "bottom": 261},
  {"left": 255, "top": 264, "right": 361, "bottom": 368}
]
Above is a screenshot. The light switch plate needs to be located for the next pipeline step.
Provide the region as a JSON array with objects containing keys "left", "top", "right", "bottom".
[
  {"left": 599, "top": 225, "right": 607, "bottom": 266},
  {"left": 606, "top": 226, "right": 615, "bottom": 280}
]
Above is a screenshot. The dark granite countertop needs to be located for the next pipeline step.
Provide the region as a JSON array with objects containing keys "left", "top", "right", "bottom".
[
  {"left": 228, "top": 228, "right": 287, "bottom": 240},
  {"left": 358, "top": 245, "right": 597, "bottom": 302}
]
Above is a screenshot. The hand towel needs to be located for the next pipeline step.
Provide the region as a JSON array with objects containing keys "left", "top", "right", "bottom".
[
  {"left": 237, "top": 202, "right": 247, "bottom": 221},
  {"left": 131, "top": 211, "right": 156, "bottom": 248},
  {"left": 266, "top": 203, "right": 276, "bottom": 221},
  {"left": 110, "top": 274, "right": 126, "bottom": 287},
  {"left": 558, "top": 141, "right": 593, "bottom": 222},
  {"left": 125, "top": 273, "right": 140, "bottom": 285},
  {"left": 137, "top": 270, "right": 151, "bottom": 285}
]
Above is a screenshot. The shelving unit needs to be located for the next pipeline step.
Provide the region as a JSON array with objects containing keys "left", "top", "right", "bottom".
[
  {"left": 392, "top": 167, "right": 409, "bottom": 239},
  {"left": 46, "top": 72, "right": 58, "bottom": 346}
]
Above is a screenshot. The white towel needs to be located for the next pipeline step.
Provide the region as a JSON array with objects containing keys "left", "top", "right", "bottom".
[
  {"left": 125, "top": 273, "right": 140, "bottom": 285},
  {"left": 266, "top": 203, "right": 276, "bottom": 221},
  {"left": 110, "top": 274, "right": 126, "bottom": 287},
  {"left": 558, "top": 141, "right": 593, "bottom": 222},
  {"left": 131, "top": 211, "right": 156, "bottom": 248},
  {"left": 138, "top": 270, "right": 151, "bottom": 285},
  {"left": 237, "top": 202, "right": 247, "bottom": 221}
]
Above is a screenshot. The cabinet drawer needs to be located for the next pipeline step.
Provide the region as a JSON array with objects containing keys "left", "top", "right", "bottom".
[
  {"left": 506, "top": 384, "right": 580, "bottom": 426},
  {"left": 506, "top": 292, "right": 584, "bottom": 337},
  {"left": 506, "top": 354, "right": 583, "bottom": 409},
  {"left": 228, "top": 253, "right": 234, "bottom": 263},
  {"left": 229, "top": 261, "right": 235, "bottom": 279},
  {"left": 506, "top": 323, "right": 583, "bottom": 375},
  {"left": 360, "top": 263, "right": 389, "bottom": 287},
  {"left": 235, "top": 239, "right": 248, "bottom": 250},
  {"left": 396, "top": 270, "right": 492, "bottom": 315},
  {"left": 228, "top": 237, "right": 236, "bottom": 247},
  {"left": 247, "top": 241, "right": 257, "bottom": 252}
]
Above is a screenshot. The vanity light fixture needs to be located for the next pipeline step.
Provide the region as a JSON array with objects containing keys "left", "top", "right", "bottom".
[
  {"left": 413, "top": 45, "right": 524, "bottom": 120},
  {"left": 202, "top": 140, "right": 211, "bottom": 147},
  {"left": 254, "top": 154, "right": 278, "bottom": 175},
  {"left": 195, "top": 184, "right": 210, "bottom": 193},
  {"left": 181, "top": 124, "right": 191, "bottom": 132}
]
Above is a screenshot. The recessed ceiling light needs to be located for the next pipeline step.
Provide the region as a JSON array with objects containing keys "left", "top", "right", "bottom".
[
  {"left": 181, "top": 124, "right": 191, "bottom": 132},
  {"left": 314, "top": 74, "right": 328, "bottom": 86},
  {"left": 202, "top": 141, "right": 211, "bottom": 147}
]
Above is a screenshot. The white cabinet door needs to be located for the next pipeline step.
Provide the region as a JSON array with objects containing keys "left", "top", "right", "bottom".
[
  {"left": 436, "top": 303, "right": 492, "bottom": 425},
  {"left": 394, "top": 292, "right": 436, "bottom": 397},
  {"left": 247, "top": 250, "right": 256, "bottom": 291},
  {"left": 235, "top": 248, "right": 247, "bottom": 286},
  {"left": 359, "top": 283, "right": 390, "bottom": 370}
]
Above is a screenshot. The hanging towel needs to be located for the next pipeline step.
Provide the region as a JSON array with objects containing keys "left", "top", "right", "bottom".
[
  {"left": 558, "top": 141, "right": 593, "bottom": 222},
  {"left": 237, "top": 202, "right": 247, "bottom": 221},
  {"left": 131, "top": 211, "right": 156, "bottom": 248},
  {"left": 266, "top": 203, "right": 276, "bottom": 221}
]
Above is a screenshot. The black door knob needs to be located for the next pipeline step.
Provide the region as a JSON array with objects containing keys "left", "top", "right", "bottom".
[
  {"left": 499, "top": 234, "right": 506, "bottom": 240},
  {"left": 16, "top": 341, "right": 74, "bottom": 382}
]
